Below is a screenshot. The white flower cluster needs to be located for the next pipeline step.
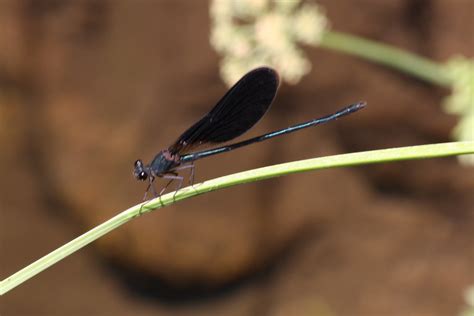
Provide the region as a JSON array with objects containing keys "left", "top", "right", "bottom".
[
  {"left": 443, "top": 56, "right": 474, "bottom": 165},
  {"left": 210, "top": 0, "right": 328, "bottom": 86},
  {"left": 460, "top": 286, "right": 474, "bottom": 316}
]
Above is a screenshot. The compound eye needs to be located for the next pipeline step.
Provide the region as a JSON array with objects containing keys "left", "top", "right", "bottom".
[
  {"left": 138, "top": 171, "right": 148, "bottom": 181},
  {"left": 133, "top": 159, "right": 148, "bottom": 181}
]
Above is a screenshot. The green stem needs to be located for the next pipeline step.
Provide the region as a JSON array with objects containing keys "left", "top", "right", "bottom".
[
  {"left": 1, "top": 141, "right": 473, "bottom": 295},
  {"left": 320, "top": 31, "right": 452, "bottom": 87}
]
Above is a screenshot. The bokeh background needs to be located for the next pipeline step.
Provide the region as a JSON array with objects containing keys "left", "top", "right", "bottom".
[{"left": 1, "top": 1, "right": 473, "bottom": 315}]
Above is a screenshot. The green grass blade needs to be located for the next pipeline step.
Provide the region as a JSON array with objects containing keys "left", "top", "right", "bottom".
[{"left": 1, "top": 141, "right": 473, "bottom": 295}]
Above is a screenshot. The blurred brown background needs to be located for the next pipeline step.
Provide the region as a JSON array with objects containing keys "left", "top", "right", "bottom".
[{"left": 0, "top": 0, "right": 473, "bottom": 315}]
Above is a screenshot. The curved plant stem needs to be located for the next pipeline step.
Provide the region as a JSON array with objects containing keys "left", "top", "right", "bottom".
[
  {"left": 320, "top": 31, "right": 452, "bottom": 87},
  {"left": 1, "top": 141, "right": 473, "bottom": 296}
]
